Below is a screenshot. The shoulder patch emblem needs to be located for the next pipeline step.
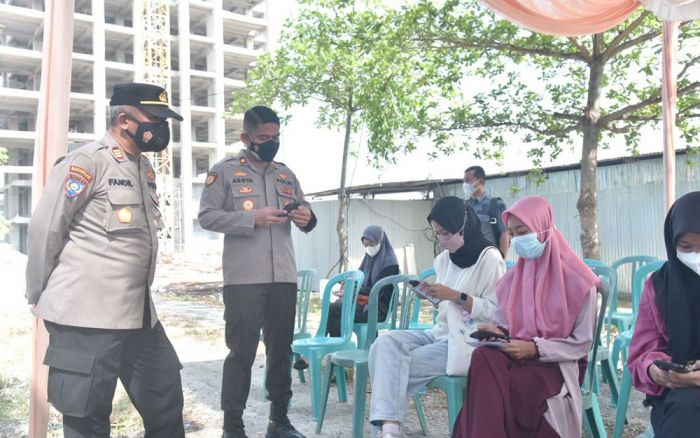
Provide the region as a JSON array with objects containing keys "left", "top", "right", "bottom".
[
  {"left": 242, "top": 199, "right": 255, "bottom": 211},
  {"left": 110, "top": 147, "right": 127, "bottom": 162},
  {"left": 239, "top": 186, "right": 253, "bottom": 194},
  {"left": 117, "top": 207, "right": 133, "bottom": 224},
  {"left": 69, "top": 165, "right": 94, "bottom": 182},
  {"left": 233, "top": 170, "right": 248, "bottom": 177},
  {"left": 146, "top": 169, "right": 156, "bottom": 180},
  {"left": 64, "top": 176, "right": 87, "bottom": 198},
  {"left": 205, "top": 172, "right": 218, "bottom": 187}
]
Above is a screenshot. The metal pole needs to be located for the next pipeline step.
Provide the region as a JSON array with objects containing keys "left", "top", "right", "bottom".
[{"left": 661, "top": 20, "right": 678, "bottom": 212}]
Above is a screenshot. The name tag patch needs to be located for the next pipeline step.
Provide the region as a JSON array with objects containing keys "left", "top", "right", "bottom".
[{"left": 108, "top": 178, "right": 134, "bottom": 187}]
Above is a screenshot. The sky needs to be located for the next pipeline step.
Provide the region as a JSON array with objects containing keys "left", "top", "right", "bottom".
[{"left": 262, "top": 1, "right": 683, "bottom": 198}]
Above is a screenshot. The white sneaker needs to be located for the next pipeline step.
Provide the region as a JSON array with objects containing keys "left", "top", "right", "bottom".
[{"left": 380, "top": 433, "right": 401, "bottom": 438}]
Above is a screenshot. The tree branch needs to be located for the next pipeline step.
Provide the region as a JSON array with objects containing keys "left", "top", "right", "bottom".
[
  {"left": 567, "top": 37, "right": 591, "bottom": 62},
  {"left": 600, "top": 81, "right": 700, "bottom": 125},
  {"left": 553, "top": 112, "right": 582, "bottom": 121},
  {"left": 605, "top": 29, "right": 661, "bottom": 61},
  {"left": 678, "top": 55, "right": 700, "bottom": 80},
  {"left": 447, "top": 120, "right": 580, "bottom": 137},
  {"left": 414, "top": 35, "right": 588, "bottom": 62},
  {"left": 602, "top": 11, "right": 652, "bottom": 61}
]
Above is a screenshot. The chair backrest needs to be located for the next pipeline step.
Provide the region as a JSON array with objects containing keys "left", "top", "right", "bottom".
[
  {"left": 315, "top": 270, "right": 365, "bottom": 342},
  {"left": 630, "top": 260, "right": 666, "bottom": 322},
  {"left": 586, "top": 263, "right": 617, "bottom": 347},
  {"left": 295, "top": 269, "right": 316, "bottom": 334},
  {"left": 611, "top": 256, "right": 660, "bottom": 306},
  {"left": 410, "top": 267, "right": 437, "bottom": 327},
  {"left": 585, "top": 279, "right": 610, "bottom": 393},
  {"left": 364, "top": 274, "right": 417, "bottom": 349}
]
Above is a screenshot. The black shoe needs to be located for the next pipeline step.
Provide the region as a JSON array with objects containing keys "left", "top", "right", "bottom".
[
  {"left": 293, "top": 358, "right": 309, "bottom": 370},
  {"left": 265, "top": 417, "right": 306, "bottom": 438},
  {"left": 223, "top": 427, "right": 248, "bottom": 438}
]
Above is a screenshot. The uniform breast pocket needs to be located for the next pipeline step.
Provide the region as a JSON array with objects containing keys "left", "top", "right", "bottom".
[
  {"left": 231, "top": 184, "right": 260, "bottom": 212},
  {"left": 275, "top": 181, "right": 297, "bottom": 210},
  {"left": 104, "top": 189, "right": 148, "bottom": 233}
]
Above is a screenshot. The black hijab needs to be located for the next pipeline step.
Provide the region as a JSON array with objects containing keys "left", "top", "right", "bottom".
[
  {"left": 653, "top": 191, "right": 700, "bottom": 364},
  {"left": 427, "top": 196, "right": 494, "bottom": 268}
]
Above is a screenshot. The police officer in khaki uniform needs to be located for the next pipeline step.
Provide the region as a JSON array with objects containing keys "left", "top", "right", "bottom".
[
  {"left": 199, "top": 106, "right": 316, "bottom": 438},
  {"left": 26, "top": 83, "right": 185, "bottom": 438}
]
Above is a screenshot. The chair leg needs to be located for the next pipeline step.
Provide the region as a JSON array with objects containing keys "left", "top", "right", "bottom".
[
  {"left": 413, "top": 394, "right": 428, "bottom": 436},
  {"left": 584, "top": 394, "right": 607, "bottom": 438},
  {"left": 336, "top": 366, "right": 348, "bottom": 403},
  {"left": 352, "top": 365, "right": 369, "bottom": 438},
  {"left": 613, "top": 368, "right": 633, "bottom": 438},
  {"left": 316, "top": 358, "right": 335, "bottom": 434},
  {"left": 600, "top": 357, "right": 621, "bottom": 407},
  {"left": 308, "top": 353, "right": 324, "bottom": 422},
  {"left": 446, "top": 387, "right": 465, "bottom": 434},
  {"left": 611, "top": 339, "right": 622, "bottom": 372}
]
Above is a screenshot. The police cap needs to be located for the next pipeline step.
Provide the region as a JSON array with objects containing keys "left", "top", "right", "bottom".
[{"left": 110, "top": 82, "right": 183, "bottom": 121}]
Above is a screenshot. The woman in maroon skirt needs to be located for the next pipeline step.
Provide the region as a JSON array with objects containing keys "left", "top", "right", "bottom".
[{"left": 452, "top": 196, "right": 601, "bottom": 438}]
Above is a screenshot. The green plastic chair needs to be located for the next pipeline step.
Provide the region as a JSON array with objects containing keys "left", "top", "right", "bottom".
[
  {"left": 609, "top": 256, "right": 660, "bottom": 339},
  {"left": 353, "top": 274, "right": 405, "bottom": 348},
  {"left": 292, "top": 269, "right": 364, "bottom": 421},
  {"left": 408, "top": 267, "right": 437, "bottom": 330},
  {"left": 584, "top": 261, "right": 621, "bottom": 406},
  {"left": 612, "top": 260, "right": 665, "bottom": 438},
  {"left": 316, "top": 274, "right": 417, "bottom": 437},
  {"left": 292, "top": 269, "right": 316, "bottom": 383},
  {"left": 583, "top": 280, "right": 611, "bottom": 438}
]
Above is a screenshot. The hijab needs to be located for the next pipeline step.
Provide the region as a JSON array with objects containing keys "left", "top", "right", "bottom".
[
  {"left": 358, "top": 225, "right": 399, "bottom": 288},
  {"left": 426, "top": 196, "right": 493, "bottom": 269},
  {"left": 497, "top": 196, "right": 600, "bottom": 339},
  {"left": 653, "top": 191, "right": 700, "bottom": 364}
]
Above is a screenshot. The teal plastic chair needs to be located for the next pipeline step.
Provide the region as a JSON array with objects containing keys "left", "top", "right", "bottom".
[
  {"left": 584, "top": 261, "right": 621, "bottom": 406},
  {"left": 612, "top": 260, "right": 665, "bottom": 438},
  {"left": 413, "top": 375, "right": 466, "bottom": 434},
  {"left": 408, "top": 267, "right": 437, "bottom": 330},
  {"left": 583, "top": 280, "right": 611, "bottom": 438},
  {"left": 353, "top": 274, "right": 406, "bottom": 348},
  {"left": 609, "top": 256, "right": 660, "bottom": 338},
  {"left": 316, "top": 274, "right": 417, "bottom": 437},
  {"left": 292, "top": 269, "right": 316, "bottom": 383},
  {"left": 505, "top": 260, "right": 516, "bottom": 270},
  {"left": 292, "top": 270, "right": 364, "bottom": 421}
]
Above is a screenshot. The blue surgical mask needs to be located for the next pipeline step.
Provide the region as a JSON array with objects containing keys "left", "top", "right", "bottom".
[{"left": 512, "top": 229, "right": 553, "bottom": 259}]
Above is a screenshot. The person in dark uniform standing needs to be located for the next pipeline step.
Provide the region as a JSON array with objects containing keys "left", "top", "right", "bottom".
[
  {"left": 198, "top": 106, "right": 317, "bottom": 438},
  {"left": 26, "top": 83, "right": 185, "bottom": 438},
  {"left": 464, "top": 165, "right": 509, "bottom": 257}
]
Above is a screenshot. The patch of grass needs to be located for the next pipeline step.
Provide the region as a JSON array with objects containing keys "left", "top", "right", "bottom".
[
  {"left": 159, "top": 312, "right": 222, "bottom": 343},
  {"left": 0, "top": 372, "right": 29, "bottom": 429}
]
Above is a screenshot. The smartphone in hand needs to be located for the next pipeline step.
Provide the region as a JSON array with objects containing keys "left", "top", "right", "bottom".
[
  {"left": 283, "top": 201, "right": 302, "bottom": 212},
  {"left": 654, "top": 360, "right": 692, "bottom": 373},
  {"left": 470, "top": 329, "right": 509, "bottom": 342},
  {"left": 408, "top": 280, "right": 441, "bottom": 305}
]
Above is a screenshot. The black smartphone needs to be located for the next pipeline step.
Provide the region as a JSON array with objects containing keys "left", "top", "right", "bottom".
[
  {"left": 408, "top": 280, "right": 420, "bottom": 287},
  {"left": 283, "top": 201, "right": 301, "bottom": 212},
  {"left": 470, "top": 329, "right": 508, "bottom": 341},
  {"left": 654, "top": 360, "right": 691, "bottom": 373}
]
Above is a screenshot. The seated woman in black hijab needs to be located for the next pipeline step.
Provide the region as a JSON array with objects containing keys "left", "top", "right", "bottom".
[{"left": 628, "top": 191, "right": 700, "bottom": 437}]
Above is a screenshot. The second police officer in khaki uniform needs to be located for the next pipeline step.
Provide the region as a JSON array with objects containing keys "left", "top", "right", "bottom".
[
  {"left": 199, "top": 106, "right": 316, "bottom": 438},
  {"left": 26, "top": 83, "right": 185, "bottom": 438}
]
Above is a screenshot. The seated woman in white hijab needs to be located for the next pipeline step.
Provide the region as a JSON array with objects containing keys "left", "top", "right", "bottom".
[{"left": 367, "top": 196, "right": 505, "bottom": 438}]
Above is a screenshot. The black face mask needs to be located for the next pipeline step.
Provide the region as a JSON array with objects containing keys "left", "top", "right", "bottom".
[
  {"left": 249, "top": 140, "right": 280, "bottom": 162},
  {"left": 126, "top": 117, "right": 170, "bottom": 152}
]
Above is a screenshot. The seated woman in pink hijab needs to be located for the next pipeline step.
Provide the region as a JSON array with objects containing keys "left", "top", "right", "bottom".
[{"left": 452, "top": 196, "right": 601, "bottom": 438}]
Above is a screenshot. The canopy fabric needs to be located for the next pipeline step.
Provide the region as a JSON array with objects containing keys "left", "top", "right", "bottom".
[
  {"left": 642, "top": 0, "right": 700, "bottom": 20},
  {"left": 478, "top": 0, "right": 641, "bottom": 36}
]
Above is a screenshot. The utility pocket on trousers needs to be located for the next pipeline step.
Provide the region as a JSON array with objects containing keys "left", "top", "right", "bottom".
[{"left": 43, "top": 345, "right": 96, "bottom": 417}]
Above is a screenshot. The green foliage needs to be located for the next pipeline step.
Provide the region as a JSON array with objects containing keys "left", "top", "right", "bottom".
[
  {"left": 229, "top": 0, "right": 440, "bottom": 165},
  {"left": 399, "top": 0, "right": 700, "bottom": 165},
  {"left": 0, "top": 147, "right": 8, "bottom": 165}
]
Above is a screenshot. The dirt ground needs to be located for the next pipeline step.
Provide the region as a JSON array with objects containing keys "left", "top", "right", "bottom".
[{"left": 1, "top": 246, "right": 651, "bottom": 437}]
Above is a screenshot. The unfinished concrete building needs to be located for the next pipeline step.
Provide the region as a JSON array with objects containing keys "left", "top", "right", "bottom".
[{"left": 0, "top": 0, "right": 268, "bottom": 252}]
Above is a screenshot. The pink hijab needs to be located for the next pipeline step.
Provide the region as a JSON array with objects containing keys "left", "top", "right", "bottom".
[{"left": 497, "top": 196, "right": 600, "bottom": 340}]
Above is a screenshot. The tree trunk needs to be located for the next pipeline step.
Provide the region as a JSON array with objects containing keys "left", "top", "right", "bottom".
[
  {"left": 576, "top": 34, "right": 604, "bottom": 260},
  {"left": 336, "top": 95, "right": 353, "bottom": 273}
]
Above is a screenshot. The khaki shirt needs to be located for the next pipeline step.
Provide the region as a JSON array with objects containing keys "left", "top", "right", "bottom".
[
  {"left": 26, "top": 133, "right": 162, "bottom": 329},
  {"left": 198, "top": 149, "right": 316, "bottom": 286}
]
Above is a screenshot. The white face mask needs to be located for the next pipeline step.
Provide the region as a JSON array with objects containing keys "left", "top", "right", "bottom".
[
  {"left": 463, "top": 182, "right": 478, "bottom": 197},
  {"left": 677, "top": 251, "right": 700, "bottom": 276},
  {"left": 511, "top": 228, "right": 554, "bottom": 259},
  {"left": 365, "top": 243, "right": 381, "bottom": 257}
]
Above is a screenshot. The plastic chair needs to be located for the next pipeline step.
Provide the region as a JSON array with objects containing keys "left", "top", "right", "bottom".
[
  {"left": 316, "top": 274, "right": 417, "bottom": 437},
  {"left": 408, "top": 267, "right": 437, "bottom": 330},
  {"left": 582, "top": 279, "right": 610, "bottom": 438},
  {"left": 292, "top": 269, "right": 364, "bottom": 421},
  {"left": 353, "top": 274, "right": 406, "bottom": 348},
  {"left": 584, "top": 262, "right": 621, "bottom": 406},
  {"left": 609, "top": 256, "right": 660, "bottom": 337},
  {"left": 612, "top": 260, "right": 665, "bottom": 438},
  {"left": 505, "top": 260, "right": 516, "bottom": 270},
  {"left": 292, "top": 269, "right": 316, "bottom": 383}
]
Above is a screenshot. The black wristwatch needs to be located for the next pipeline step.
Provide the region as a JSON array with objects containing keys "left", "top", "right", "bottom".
[{"left": 457, "top": 292, "right": 468, "bottom": 305}]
